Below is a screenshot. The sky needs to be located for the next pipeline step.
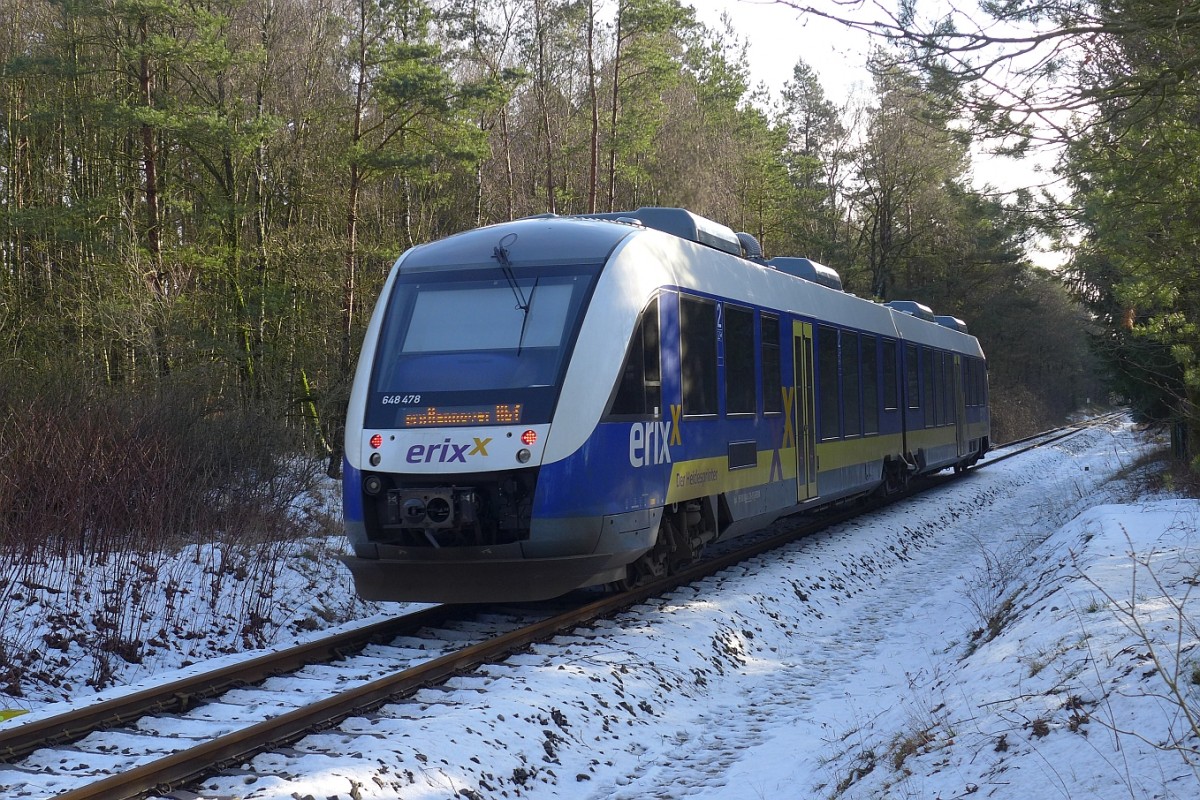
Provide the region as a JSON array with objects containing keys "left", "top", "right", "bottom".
[
  {"left": 688, "top": 0, "right": 1067, "bottom": 265},
  {"left": 3, "top": 418, "right": 1198, "bottom": 800},
  {"left": 687, "top": 0, "right": 874, "bottom": 99}
]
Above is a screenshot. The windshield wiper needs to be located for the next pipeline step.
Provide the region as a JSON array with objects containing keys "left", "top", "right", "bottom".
[
  {"left": 494, "top": 235, "right": 536, "bottom": 355},
  {"left": 492, "top": 237, "right": 529, "bottom": 314},
  {"left": 515, "top": 277, "right": 539, "bottom": 355}
]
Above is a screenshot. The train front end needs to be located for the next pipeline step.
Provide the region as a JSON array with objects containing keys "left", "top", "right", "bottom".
[{"left": 341, "top": 218, "right": 643, "bottom": 603}]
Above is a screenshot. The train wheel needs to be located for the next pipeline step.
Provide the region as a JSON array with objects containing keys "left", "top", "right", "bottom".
[
  {"left": 607, "top": 567, "right": 637, "bottom": 593},
  {"left": 606, "top": 509, "right": 694, "bottom": 592},
  {"left": 883, "top": 459, "right": 909, "bottom": 495}
]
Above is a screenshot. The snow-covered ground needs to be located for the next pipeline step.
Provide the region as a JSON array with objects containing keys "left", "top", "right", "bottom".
[{"left": 3, "top": 418, "right": 1199, "bottom": 800}]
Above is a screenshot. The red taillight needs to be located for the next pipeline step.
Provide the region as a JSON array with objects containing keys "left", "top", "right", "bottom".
[
  {"left": 521, "top": 429, "right": 537, "bottom": 446},
  {"left": 369, "top": 433, "right": 383, "bottom": 449}
]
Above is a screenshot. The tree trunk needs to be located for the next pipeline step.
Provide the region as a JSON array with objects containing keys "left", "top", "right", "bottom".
[
  {"left": 534, "top": 0, "right": 556, "bottom": 213},
  {"left": 501, "top": 107, "right": 515, "bottom": 219},
  {"left": 586, "top": 0, "right": 599, "bottom": 213},
  {"left": 137, "top": 16, "right": 163, "bottom": 299},
  {"left": 607, "top": 4, "right": 624, "bottom": 212}
]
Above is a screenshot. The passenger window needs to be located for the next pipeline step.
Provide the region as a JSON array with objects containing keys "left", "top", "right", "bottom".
[
  {"left": 608, "top": 297, "right": 660, "bottom": 417},
  {"left": 725, "top": 304, "right": 756, "bottom": 415},
  {"left": 862, "top": 335, "right": 879, "bottom": 434},
  {"left": 818, "top": 325, "right": 841, "bottom": 440},
  {"left": 761, "top": 314, "right": 782, "bottom": 413},
  {"left": 965, "top": 359, "right": 973, "bottom": 406},
  {"left": 883, "top": 339, "right": 898, "bottom": 411},
  {"left": 905, "top": 344, "right": 920, "bottom": 409},
  {"left": 933, "top": 352, "right": 944, "bottom": 426},
  {"left": 843, "top": 332, "right": 861, "bottom": 436},
  {"left": 681, "top": 295, "right": 718, "bottom": 416},
  {"left": 923, "top": 347, "right": 936, "bottom": 427},
  {"left": 943, "top": 353, "right": 954, "bottom": 422}
]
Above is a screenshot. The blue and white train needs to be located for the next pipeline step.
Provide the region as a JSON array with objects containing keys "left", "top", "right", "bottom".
[{"left": 341, "top": 208, "right": 990, "bottom": 603}]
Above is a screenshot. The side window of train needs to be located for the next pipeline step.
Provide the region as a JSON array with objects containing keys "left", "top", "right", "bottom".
[
  {"left": 923, "top": 347, "right": 936, "bottom": 427},
  {"left": 933, "top": 349, "right": 943, "bottom": 424},
  {"left": 970, "top": 359, "right": 980, "bottom": 406},
  {"left": 607, "top": 296, "right": 661, "bottom": 418},
  {"left": 724, "top": 304, "right": 756, "bottom": 415},
  {"left": 936, "top": 350, "right": 945, "bottom": 424},
  {"left": 974, "top": 359, "right": 985, "bottom": 406},
  {"left": 905, "top": 344, "right": 920, "bottom": 409},
  {"left": 883, "top": 339, "right": 899, "bottom": 411},
  {"left": 680, "top": 295, "right": 718, "bottom": 416},
  {"left": 818, "top": 325, "right": 841, "bottom": 440},
  {"left": 862, "top": 335, "right": 879, "bottom": 434},
  {"left": 940, "top": 352, "right": 950, "bottom": 422},
  {"left": 843, "top": 331, "right": 862, "bottom": 436},
  {"left": 761, "top": 313, "right": 782, "bottom": 413}
]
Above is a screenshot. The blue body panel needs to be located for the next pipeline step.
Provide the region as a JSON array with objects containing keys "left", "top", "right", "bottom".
[
  {"left": 533, "top": 411, "right": 783, "bottom": 519},
  {"left": 534, "top": 423, "right": 673, "bottom": 518},
  {"left": 343, "top": 458, "right": 364, "bottom": 525}
]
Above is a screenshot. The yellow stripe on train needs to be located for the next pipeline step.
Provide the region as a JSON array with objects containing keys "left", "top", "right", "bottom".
[{"left": 666, "top": 447, "right": 798, "bottom": 503}]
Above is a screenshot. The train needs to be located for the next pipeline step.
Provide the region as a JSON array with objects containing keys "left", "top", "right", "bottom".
[{"left": 341, "top": 208, "right": 990, "bottom": 603}]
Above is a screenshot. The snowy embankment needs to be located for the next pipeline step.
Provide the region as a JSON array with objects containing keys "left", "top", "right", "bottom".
[
  {"left": 4, "top": 419, "right": 1198, "bottom": 800},
  {"left": 179, "top": 418, "right": 1196, "bottom": 800}
]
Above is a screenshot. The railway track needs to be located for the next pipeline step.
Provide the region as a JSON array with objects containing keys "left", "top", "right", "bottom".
[
  {"left": 980, "top": 410, "right": 1127, "bottom": 465},
  {"left": 0, "top": 412, "right": 1126, "bottom": 800}
]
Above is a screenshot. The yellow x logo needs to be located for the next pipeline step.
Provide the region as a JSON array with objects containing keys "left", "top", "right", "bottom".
[
  {"left": 781, "top": 387, "right": 795, "bottom": 448},
  {"left": 670, "top": 404, "right": 683, "bottom": 446}
]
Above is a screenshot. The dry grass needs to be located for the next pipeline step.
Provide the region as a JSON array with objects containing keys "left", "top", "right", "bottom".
[
  {"left": 0, "top": 370, "right": 323, "bottom": 553},
  {"left": 0, "top": 370, "right": 333, "bottom": 694}
]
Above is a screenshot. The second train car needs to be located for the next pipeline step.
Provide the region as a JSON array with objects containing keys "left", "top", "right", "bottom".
[{"left": 341, "top": 208, "right": 990, "bottom": 602}]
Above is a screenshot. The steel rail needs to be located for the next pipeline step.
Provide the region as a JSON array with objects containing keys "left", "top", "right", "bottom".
[
  {"left": 51, "top": 495, "right": 882, "bottom": 800},
  {"left": 0, "top": 604, "right": 465, "bottom": 761},
  {"left": 977, "top": 411, "right": 1125, "bottom": 470},
  {"left": 986, "top": 410, "right": 1125, "bottom": 453}
]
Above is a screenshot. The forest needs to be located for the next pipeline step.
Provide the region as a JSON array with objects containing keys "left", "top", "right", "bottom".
[{"left": 1, "top": 0, "right": 1193, "bottom": 546}]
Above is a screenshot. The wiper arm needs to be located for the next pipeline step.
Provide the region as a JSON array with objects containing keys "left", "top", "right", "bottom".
[
  {"left": 492, "top": 237, "right": 528, "bottom": 313},
  {"left": 515, "top": 277, "right": 539, "bottom": 356},
  {"left": 493, "top": 235, "right": 535, "bottom": 355}
]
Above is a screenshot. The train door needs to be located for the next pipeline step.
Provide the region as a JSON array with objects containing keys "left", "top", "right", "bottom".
[
  {"left": 792, "top": 321, "right": 818, "bottom": 501},
  {"left": 954, "top": 355, "right": 968, "bottom": 457}
]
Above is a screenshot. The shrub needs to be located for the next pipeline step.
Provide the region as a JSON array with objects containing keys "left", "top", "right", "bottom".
[{"left": 0, "top": 368, "right": 324, "bottom": 555}]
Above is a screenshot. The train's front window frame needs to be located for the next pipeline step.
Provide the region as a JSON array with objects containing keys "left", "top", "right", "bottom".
[
  {"left": 400, "top": 282, "right": 575, "bottom": 356},
  {"left": 366, "top": 263, "right": 601, "bottom": 427}
]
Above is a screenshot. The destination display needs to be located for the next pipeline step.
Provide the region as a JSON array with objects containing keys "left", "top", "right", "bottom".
[{"left": 401, "top": 404, "right": 523, "bottom": 427}]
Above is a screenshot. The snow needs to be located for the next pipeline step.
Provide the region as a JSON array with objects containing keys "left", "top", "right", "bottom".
[{"left": 3, "top": 418, "right": 1199, "bottom": 800}]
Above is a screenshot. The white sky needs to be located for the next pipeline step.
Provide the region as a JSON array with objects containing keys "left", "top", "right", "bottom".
[
  {"left": 687, "top": 0, "right": 874, "bottom": 99},
  {"left": 689, "top": 0, "right": 1067, "bottom": 266}
]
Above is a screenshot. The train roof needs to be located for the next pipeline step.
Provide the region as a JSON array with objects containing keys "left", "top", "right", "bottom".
[
  {"left": 397, "top": 216, "right": 636, "bottom": 272},
  {"left": 389, "top": 211, "right": 983, "bottom": 359},
  {"left": 613, "top": 220, "right": 982, "bottom": 358}
]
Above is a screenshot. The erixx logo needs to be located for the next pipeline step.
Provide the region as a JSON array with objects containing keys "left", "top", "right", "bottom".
[
  {"left": 629, "top": 420, "right": 674, "bottom": 467},
  {"left": 407, "top": 437, "right": 492, "bottom": 464}
]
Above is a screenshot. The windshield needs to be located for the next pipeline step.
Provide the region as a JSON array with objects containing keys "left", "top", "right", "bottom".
[
  {"left": 367, "top": 264, "right": 600, "bottom": 427},
  {"left": 400, "top": 282, "right": 574, "bottom": 359}
]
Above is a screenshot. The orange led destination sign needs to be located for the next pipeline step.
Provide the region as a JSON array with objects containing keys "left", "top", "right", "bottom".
[{"left": 403, "top": 404, "right": 523, "bottom": 427}]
